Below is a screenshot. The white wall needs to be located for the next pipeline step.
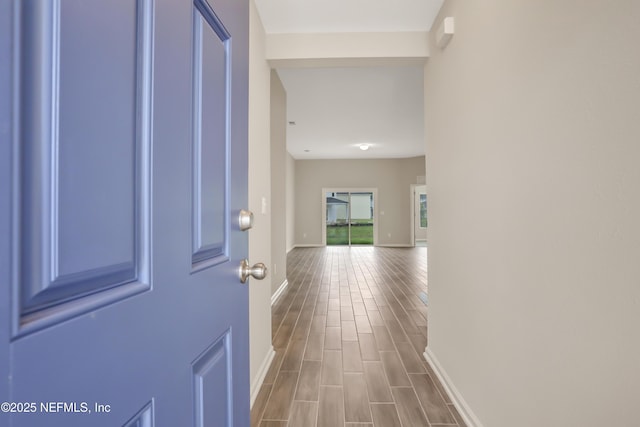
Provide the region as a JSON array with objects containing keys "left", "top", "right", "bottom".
[
  {"left": 425, "top": 1, "right": 640, "bottom": 426},
  {"left": 270, "top": 70, "right": 287, "bottom": 293},
  {"left": 248, "top": 0, "right": 273, "bottom": 404},
  {"left": 286, "top": 152, "right": 296, "bottom": 253}
]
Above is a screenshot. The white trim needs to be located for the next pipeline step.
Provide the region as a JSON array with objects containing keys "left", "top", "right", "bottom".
[
  {"left": 271, "top": 279, "right": 288, "bottom": 306},
  {"left": 250, "top": 346, "right": 276, "bottom": 408},
  {"left": 293, "top": 244, "right": 324, "bottom": 248},
  {"left": 377, "top": 244, "right": 413, "bottom": 248},
  {"left": 423, "top": 347, "right": 484, "bottom": 427}
]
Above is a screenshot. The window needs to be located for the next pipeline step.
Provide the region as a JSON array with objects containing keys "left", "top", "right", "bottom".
[{"left": 419, "top": 194, "right": 427, "bottom": 228}]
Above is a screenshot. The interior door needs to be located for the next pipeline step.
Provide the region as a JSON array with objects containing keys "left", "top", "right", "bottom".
[{"left": 0, "top": 0, "right": 250, "bottom": 426}]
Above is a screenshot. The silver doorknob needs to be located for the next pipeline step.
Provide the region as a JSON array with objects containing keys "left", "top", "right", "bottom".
[
  {"left": 238, "top": 209, "right": 254, "bottom": 231},
  {"left": 239, "top": 259, "right": 267, "bottom": 283}
]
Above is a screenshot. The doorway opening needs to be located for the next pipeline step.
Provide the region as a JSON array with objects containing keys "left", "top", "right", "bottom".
[
  {"left": 322, "top": 189, "right": 378, "bottom": 246},
  {"left": 410, "top": 184, "right": 427, "bottom": 247}
]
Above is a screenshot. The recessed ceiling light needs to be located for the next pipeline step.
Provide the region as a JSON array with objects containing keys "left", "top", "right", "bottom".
[{"left": 359, "top": 144, "right": 370, "bottom": 151}]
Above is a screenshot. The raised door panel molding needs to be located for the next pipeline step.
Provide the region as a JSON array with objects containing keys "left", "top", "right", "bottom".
[
  {"left": 191, "top": 0, "right": 231, "bottom": 270},
  {"left": 123, "top": 400, "right": 155, "bottom": 427},
  {"left": 192, "top": 330, "right": 233, "bottom": 427},
  {"left": 15, "top": 0, "right": 153, "bottom": 336}
]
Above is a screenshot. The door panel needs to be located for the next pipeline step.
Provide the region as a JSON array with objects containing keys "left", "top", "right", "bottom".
[
  {"left": 192, "top": 0, "right": 229, "bottom": 266},
  {"left": 1, "top": 0, "right": 250, "bottom": 425},
  {"left": 17, "top": 0, "right": 153, "bottom": 333},
  {"left": 192, "top": 331, "right": 232, "bottom": 427},
  {"left": 326, "top": 191, "right": 350, "bottom": 245},
  {"left": 123, "top": 401, "right": 154, "bottom": 427},
  {"left": 349, "top": 192, "right": 374, "bottom": 245}
]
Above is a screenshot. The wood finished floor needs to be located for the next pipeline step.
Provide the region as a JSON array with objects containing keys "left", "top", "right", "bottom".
[{"left": 251, "top": 247, "right": 466, "bottom": 427}]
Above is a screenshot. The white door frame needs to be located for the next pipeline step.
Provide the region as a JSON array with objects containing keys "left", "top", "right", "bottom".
[{"left": 322, "top": 188, "right": 379, "bottom": 246}]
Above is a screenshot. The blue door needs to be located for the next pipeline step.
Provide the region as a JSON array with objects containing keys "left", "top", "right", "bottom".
[{"left": 0, "top": 0, "right": 251, "bottom": 425}]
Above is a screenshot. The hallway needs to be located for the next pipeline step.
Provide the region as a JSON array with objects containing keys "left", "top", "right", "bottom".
[{"left": 251, "top": 247, "right": 466, "bottom": 427}]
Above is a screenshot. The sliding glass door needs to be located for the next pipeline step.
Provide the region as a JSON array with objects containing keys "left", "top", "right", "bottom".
[{"left": 325, "top": 191, "right": 374, "bottom": 246}]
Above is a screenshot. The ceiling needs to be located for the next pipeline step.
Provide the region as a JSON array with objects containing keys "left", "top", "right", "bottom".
[
  {"left": 253, "top": 0, "right": 445, "bottom": 160},
  {"left": 278, "top": 66, "right": 425, "bottom": 159}
]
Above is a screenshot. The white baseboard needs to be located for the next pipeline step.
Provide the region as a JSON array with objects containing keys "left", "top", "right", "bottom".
[
  {"left": 250, "top": 346, "right": 275, "bottom": 409},
  {"left": 271, "top": 279, "right": 288, "bottom": 306},
  {"left": 293, "top": 244, "right": 324, "bottom": 248},
  {"left": 424, "top": 347, "right": 483, "bottom": 427}
]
